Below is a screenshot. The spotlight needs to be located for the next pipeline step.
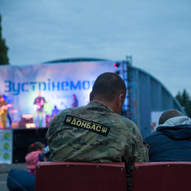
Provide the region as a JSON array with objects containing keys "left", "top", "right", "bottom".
[{"left": 113, "top": 62, "right": 120, "bottom": 68}]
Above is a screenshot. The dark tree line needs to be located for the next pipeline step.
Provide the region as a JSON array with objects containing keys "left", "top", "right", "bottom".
[
  {"left": 176, "top": 89, "right": 191, "bottom": 118},
  {"left": 0, "top": 15, "right": 9, "bottom": 65}
]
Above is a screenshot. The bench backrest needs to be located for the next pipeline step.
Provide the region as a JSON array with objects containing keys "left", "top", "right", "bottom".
[
  {"left": 35, "top": 161, "right": 127, "bottom": 191},
  {"left": 132, "top": 162, "right": 191, "bottom": 191}
]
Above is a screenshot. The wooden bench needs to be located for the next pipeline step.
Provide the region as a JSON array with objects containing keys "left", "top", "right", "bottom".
[
  {"left": 132, "top": 162, "right": 191, "bottom": 191},
  {"left": 35, "top": 162, "right": 127, "bottom": 191}
]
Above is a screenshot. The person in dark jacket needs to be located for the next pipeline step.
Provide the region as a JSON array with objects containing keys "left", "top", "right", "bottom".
[{"left": 144, "top": 109, "right": 191, "bottom": 162}]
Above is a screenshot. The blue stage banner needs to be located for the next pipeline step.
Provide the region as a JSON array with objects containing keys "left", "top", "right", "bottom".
[{"left": 0, "top": 61, "right": 117, "bottom": 127}]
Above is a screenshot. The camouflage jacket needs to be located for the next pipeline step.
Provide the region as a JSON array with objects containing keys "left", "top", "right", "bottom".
[{"left": 46, "top": 102, "right": 149, "bottom": 191}]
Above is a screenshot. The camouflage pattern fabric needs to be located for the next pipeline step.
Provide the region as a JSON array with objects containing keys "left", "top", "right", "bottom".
[{"left": 46, "top": 101, "right": 149, "bottom": 191}]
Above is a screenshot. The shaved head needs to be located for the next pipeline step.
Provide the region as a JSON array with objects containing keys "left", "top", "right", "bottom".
[
  {"left": 90, "top": 72, "right": 126, "bottom": 102},
  {"left": 158, "top": 109, "right": 184, "bottom": 125}
]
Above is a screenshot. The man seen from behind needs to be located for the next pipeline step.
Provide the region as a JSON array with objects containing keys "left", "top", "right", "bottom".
[
  {"left": 144, "top": 109, "right": 191, "bottom": 162},
  {"left": 46, "top": 72, "right": 149, "bottom": 191}
]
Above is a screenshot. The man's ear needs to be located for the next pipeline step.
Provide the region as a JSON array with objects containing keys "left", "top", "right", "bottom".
[
  {"left": 89, "top": 91, "right": 92, "bottom": 101},
  {"left": 117, "top": 94, "right": 125, "bottom": 110}
]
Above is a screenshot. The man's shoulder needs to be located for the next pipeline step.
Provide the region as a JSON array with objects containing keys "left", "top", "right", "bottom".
[
  {"left": 107, "top": 113, "right": 142, "bottom": 140},
  {"left": 52, "top": 107, "right": 75, "bottom": 120},
  {"left": 114, "top": 114, "right": 137, "bottom": 128}
]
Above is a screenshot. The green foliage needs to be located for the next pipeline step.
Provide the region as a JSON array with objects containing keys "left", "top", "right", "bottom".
[
  {"left": 0, "top": 15, "right": 9, "bottom": 65},
  {"left": 176, "top": 89, "right": 191, "bottom": 118}
]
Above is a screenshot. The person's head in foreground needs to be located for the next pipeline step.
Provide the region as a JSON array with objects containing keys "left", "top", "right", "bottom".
[
  {"left": 90, "top": 72, "right": 126, "bottom": 114},
  {"left": 158, "top": 109, "right": 184, "bottom": 125}
]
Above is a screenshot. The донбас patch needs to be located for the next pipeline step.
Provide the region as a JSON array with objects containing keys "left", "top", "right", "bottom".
[{"left": 64, "top": 115, "right": 110, "bottom": 136}]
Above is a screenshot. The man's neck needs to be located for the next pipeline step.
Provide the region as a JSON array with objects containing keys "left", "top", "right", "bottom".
[{"left": 91, "top": 99, "right": 118, "bottom": 114}]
